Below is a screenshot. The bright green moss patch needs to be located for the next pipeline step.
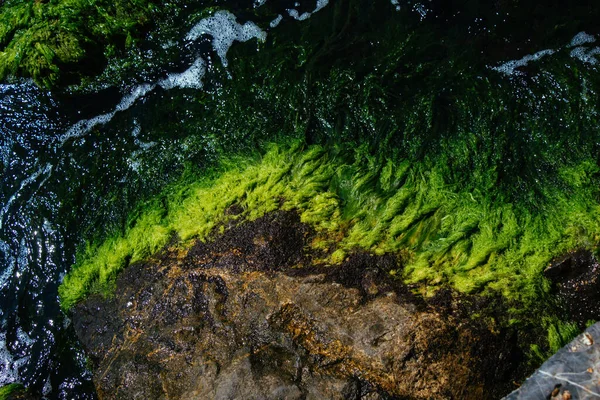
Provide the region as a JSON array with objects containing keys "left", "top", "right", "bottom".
[
  {"left": 54, "top": 0, "right": 600, "bottom": 313},
  {"left": 547, "top": 320, "right": 581, "bottom": 354},
  {"left": 59, "top": 140, "right": 600, "bottom": 311}
]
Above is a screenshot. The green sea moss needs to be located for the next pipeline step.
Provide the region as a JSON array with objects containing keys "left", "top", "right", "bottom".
[
  {"left": 529, "top": 319, "right": 586, "bottom": 364},
  {"left": 0, "top": 0, "right": 160, "bottom": 86},
  {"left": 59, "top": 140, "right": 600, "bottom": 311},
  {"left": 50, "top": 0, "right": 600, "bottom": 338},
  {"left": 0, "top": 384, "right": 26, "bottom": 400}
]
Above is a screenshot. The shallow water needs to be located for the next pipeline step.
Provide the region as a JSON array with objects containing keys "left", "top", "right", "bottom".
[
  {"left": 1, "top": 0, "right": 600, "bottom": 398},
  {"left": 0, "top": 7, "right": 271, "bottom": 397}
]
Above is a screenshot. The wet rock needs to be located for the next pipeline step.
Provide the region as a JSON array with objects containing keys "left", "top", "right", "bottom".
[
  {"left": 0, "top": 384, "right": 38, "bottom": 400},
  {"left": 544, "top": 250, "right": 600, "bottom": 325},
  {"left": 72, "top": 211, "right": 527, "bottom": 399},
  {"left": 503, "top": 322, "right": 600, "bottom": 400}
]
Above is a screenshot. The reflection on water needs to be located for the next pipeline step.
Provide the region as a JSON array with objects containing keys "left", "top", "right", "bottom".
[{"left": 0, "top": 80, "right": 95, "bottom": 397}]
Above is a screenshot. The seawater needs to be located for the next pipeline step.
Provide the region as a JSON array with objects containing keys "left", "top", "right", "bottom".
[
  {"left": 0, "top": 7, "right": 273, "bottom": 398},
  {"left": 1, "top": 0, "right": 600, "bottom": 398}
]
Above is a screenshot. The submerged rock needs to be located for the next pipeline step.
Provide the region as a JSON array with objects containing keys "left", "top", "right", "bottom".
[
  {"left": 544, "top": 250, "right": 600, "bottom": 325},
  {"left": 504, "top": 322, "right": 600, "bottom": 400},
  {"left": 72, "top": 211, "right": 527, "bottom": 399}
]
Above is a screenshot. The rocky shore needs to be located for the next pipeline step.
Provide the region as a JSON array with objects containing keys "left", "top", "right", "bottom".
[{"left": 72, "top": 211, "right": 532, "bottom": 399}]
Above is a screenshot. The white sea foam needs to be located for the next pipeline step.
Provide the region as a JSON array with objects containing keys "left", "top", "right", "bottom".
[
  {"left": 0, "top": 332, "right": 27, "bottom": 385},
  {"left": 0, "top": 240, "right": 14, "bottom": 291},
  {"left": 492, "top": 31, "right": 600, "bottom": 76},
  {"left": 185, "top": 10, "right": 266, "bottom": 67},
  {"left": 42, "top": 375, "right": 52, "bottom": 397},
  {"left": 270, "top": 15, "right": 283, "bottom": 28},
  {"left": 59, "top": 84, "right": 155, "bottom": 144},
  {"left": 569, "top": 32, "right": 596, "bottom": 47},
  {"left": 16, "top": 327, "right": 34, "bottom": 347},
  {"left": 568, "top": 32, "right": 600, "bottom": 65},
  {"left": 287, "top": 0, "right": 330, "bottom": 21},
  {"left": 314, "top": 0, "right": 329, "bottom": 12},
  {"left": 159, "top": 58, "right": 206, "bottom": 90},
  {"left": 59, "top": 57, "right": 206, "bottom": 144},
  {"left": 161, "top": 40, "right": 177, "bottom": 50},
  {"left": 492, "top": 49, "right": 556, "bottom": 76},
  {"left": 58, "top": 56, "right": 207, "bottom": 144},
  {"left": 59, "top": 11, "right": 264, "bottom": 146},
  {"left": 570, "top": 46, "right": 600, "bottom": 65},
  {"left": 115, "top": 84, "right": 154, "bottom": 111},
  {"left": 287, "top": 9, "right": 311, "bottom": 20},
  {"left": 413, "top": 3, "right": 429, "bottom": 19}
]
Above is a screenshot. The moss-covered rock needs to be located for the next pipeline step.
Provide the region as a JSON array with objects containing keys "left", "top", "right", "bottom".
[
  {"left": 0, "top": 384, "right": 36, "bottom": 400},
  {"left": 72, "top": 211, "right": 532, "bottom": 399},
  {"left": 58, "top": 141, "right": 600, "bottom": 312},
  {"left": 44, "top": 0, "right": 600, "bottom": 383}
]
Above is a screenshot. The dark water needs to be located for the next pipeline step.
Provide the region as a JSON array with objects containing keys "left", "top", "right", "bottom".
[{"left": 1, "top": 0, "right": 600, "bottom": 398}]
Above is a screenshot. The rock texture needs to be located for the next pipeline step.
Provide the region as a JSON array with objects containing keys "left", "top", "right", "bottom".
[
  {"left": 504, "top": 322, "right": 600, "bottom": 400},
  {"left": 544, "top": 250, "right": 600, "bottom": 325},
  {"left": 72, "top": 211, "right": 527, "bottom": 399}
]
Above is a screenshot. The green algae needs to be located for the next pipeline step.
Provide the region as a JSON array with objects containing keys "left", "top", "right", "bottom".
[
  {"left": 0, "top": 0, "right": 169, "bottom": 86},
  {"left": 529, "top": 319, "right": 584, "bottom": 364},
  {"left": 59, "top": 140, "right": 600, "bottom": 311},
  {"left": 547, "top": 320, "right": 582, "bottom": 354},
  {"left": 45, "top": 0, "right": 600, "bottom": 356},
  {"left": 0, "top": 384, "right": 26, "bottom": 400}
]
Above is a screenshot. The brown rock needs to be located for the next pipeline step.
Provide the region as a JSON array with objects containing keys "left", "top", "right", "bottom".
[{"left": 72, "top": 211, "right": 527, "bottom": 400}]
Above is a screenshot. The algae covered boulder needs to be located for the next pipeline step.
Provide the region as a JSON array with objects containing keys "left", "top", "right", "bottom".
[{"left": 71, "top": 211, "right": 528, "bottom": 399}]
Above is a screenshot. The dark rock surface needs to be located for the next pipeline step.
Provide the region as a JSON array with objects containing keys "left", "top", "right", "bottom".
[
  {"left": 544, "top": 250, "right": 600, "bottom": 325},
  {"left": 504, "top": 322, "right": 600, "bottom": 400},
  {"left": 72, "top": 211, "right": 529, "bottom": 399}
]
